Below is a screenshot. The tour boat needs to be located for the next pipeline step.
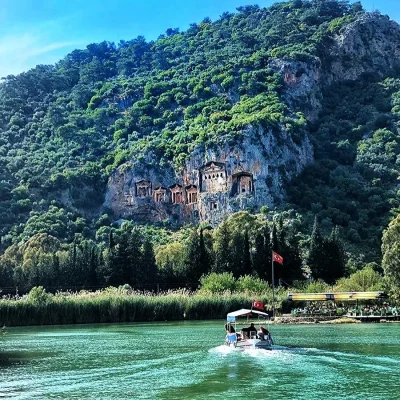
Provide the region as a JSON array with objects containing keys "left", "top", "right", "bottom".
[{"left": 224, "top": 308, "right": 273, "bottom": 350}]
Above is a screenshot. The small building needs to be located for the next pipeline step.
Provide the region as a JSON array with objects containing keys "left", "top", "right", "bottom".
[
  {"left": 199, "top": 161, "right": 227, "bottom": 193},
  {"left": 186, "top": 185, "right": 198, "bottom": 204},
  {"left": 124, "top": 193, "right": 134, "bottom": 206},
  {"left": 170, "top": 184, "right": 184, "bottom": 204},
  {"left": 135, "top": 180, "right": 152, "bottom": 198},
  {"left": 153, "top": 186, "right": 167, "bottom": 203},
  {"left": 231, "top": 172, "right": 254, "bottom": 196}
]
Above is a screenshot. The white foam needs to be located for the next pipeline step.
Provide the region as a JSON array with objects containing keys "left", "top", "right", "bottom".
[{"left": 208, "top": 345, "right": 239, "bottom": 355}]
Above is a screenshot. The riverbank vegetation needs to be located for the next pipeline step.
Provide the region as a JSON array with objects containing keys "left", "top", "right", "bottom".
[
  {"left": 0, "top": 265, "right": 393, "bottom": 327},
  {"left": 0, "top": 211, "right": 347, "bottom": 293},
  {"left": 0, "top": 285, "right": 286, "bottom": 326},
  {"left": 2, "top": 207, "right": 399, "bottom": 326}
]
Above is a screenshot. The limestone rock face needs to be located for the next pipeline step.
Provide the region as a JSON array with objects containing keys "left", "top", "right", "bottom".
[
  {"left": 103, "top": 13, "right": 400, "bottom": 226},
  {"left": 104, "top": 126, "right": 313, "bottom": 226},
  {"left": 328, "top": 13, "right": 400, "bottom": 82},
  {"left": 268, "top": 13, "right": 400, "bottom": 121}
]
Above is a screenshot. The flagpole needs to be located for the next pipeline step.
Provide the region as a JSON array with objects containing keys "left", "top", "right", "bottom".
[{"left": 272, "top": 252, "right": 275, "bottom": 320}]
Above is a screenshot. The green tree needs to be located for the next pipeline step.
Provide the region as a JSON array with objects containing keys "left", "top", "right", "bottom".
[
  {"left": 213, "top": 219, "right": 231, "bottom": 273},
  {"left": 308, "top": 216, "right": 326, "bottom": 281},
  {"left": 252, "top": 224, "right": 272, "bottom": 282},
  {"left": 335, "top": 266, "right": 383, "bottom": 292},
  {"left": 382, "top": 214, "right": 400, "bottom": 295},
  {"left": 141, "top": 238, "right": 157, "bottom": 289},
  {"left": 322, "top": 227, "right": 346, "bottom": 284},
  {"left": 184, "top": 228, "right": 211, "bottom": 283}
]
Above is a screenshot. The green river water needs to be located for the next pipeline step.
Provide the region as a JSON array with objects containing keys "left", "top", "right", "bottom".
[{"left": 0, "top": 322, "right": 399, "bottom": 399}]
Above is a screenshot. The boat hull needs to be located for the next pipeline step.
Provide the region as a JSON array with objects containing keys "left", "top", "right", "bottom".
[{"left": 225, "top": 338, "right": 272, "bottom": 350}]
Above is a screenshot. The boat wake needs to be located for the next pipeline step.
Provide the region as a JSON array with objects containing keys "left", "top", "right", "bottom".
[
  {"left": 209, "top": 344, "right": 294, "bottom": 358},
  {"left": 208, "top": 345, "right": 239, "bottom": 355}
]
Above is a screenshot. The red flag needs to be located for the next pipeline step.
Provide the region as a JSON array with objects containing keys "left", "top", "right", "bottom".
[
  {"left": 252, "top": 299, "right": 264, "bottom": 311},
  {"left": 272, "top": 251, "right": 283, "bottom": 264}
]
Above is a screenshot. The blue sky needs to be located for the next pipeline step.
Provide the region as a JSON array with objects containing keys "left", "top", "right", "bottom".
[{"left": 0, "top": 0, "right": 399, "bottom": 78}]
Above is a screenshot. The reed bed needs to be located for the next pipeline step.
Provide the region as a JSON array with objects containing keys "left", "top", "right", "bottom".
[{"left": 0, "top": 287, "right": 287, "bottom": 327}]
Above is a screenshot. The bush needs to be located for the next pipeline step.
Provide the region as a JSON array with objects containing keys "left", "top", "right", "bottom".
[
  {"left": 334, "top": 266, "right": 384, "bottom": 292},
  {"left": 28, "top": 286, "right": 51, "bottom": 305},
  {"left": 199, "top": 272, "right": 236, "bottom": 294},
  {"left": 236, "top": 275, "right": 269, "bottom": 294}
]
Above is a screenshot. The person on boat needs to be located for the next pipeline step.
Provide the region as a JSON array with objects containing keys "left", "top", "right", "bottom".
[
  {"left": 258, "top": 325, "right": 269, "bottom": 339},
  {"left": 224, "top": 322, "right": 235, "bottom": 333},
  {"left": 258, "top": 326, "right": 273, "bottom": 344},
  {"left": 242, "top": 323, "right": 257, "bottom": 339},
  {"left": 258, "top": 325, "right": 268, "bottom": 334}
]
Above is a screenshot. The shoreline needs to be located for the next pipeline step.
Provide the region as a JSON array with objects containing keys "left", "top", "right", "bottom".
[{"left": 0, "top": 288, "right": 398, "bottom": 327}]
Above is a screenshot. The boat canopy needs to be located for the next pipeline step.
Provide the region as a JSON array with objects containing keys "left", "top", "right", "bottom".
[{"left": 227, "top": 308, "right": 269, "bottom": 319}]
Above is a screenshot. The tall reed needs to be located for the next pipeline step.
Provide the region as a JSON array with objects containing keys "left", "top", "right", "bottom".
[{"left": 0, "top": 287, "right": 287, "bottom": 326}]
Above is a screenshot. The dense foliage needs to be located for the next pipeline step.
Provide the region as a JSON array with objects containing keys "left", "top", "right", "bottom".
[
  {"left": 0, "top": 0, "right": 399, "bottom": 294},
  {"left": 290, "top": 78, "right": 400, "bottom": 265},
  {"left": 0, "top": 211, "right": 347, "bottom": 294}
]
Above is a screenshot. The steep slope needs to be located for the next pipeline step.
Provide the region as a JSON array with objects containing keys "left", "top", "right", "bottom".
[{"left": 0, "top": 0, "right": 399, "bottom": 265}]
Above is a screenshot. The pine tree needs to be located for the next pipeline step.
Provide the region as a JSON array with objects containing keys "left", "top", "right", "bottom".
[
  {"left": 213, "top": 219, "right": 231, "bottom": 273},
  {"left": 88, "top": 244, "right": 99, "bottom": 287},
  {"left": 199, "top": 228, "right": 211, "bottom": 276},
  {"left": 184, "top": 229, "right": 201, "bottom": 281},
  {"left": 229, "top": 230, "right": 252, "bottom": 278},
  {"left": 52, "top": 252, "right": 60, "bottom": 287},
  {"left": 141, "top": 238, "right": 157, "bottom": 290},
  {"left": 109, "top": 228, "right": 130, "bottom": 286},
  {"left": 322, "top": 227, "right": 346, "bottom": 284},
  {"left": 161, "top": 255, "right": 175, "bottom": 289},
  {"left": 308, "top": 216, "right": 326, "bottom": 281},
  {"left": 185, "top": 228, "right": 210, "bottom": 282},
  {"left": 243, "top": 230, "right": 252, "bottom": 275},
  {"left": 127, "top": 228, "right": 144, "bottom": 286},
  {"left": 79, "top": 240, "right": 92, "bottom": 287},
  {"left": 97, "top": 249, "right": 111, "bottom": 286},
  {"left": 271, "top": 223, "right": 279, "bottom": 253},
  {"left": 63, "top": 239, "right": 79, "bottom": 288},
  {"left": 108, "top": 229, "right": 115, "bottom": 250},
  {"left": 279, "top": 234, "right": 304, "bottom": 285},
  {"left": 278, "top": 215, "right": 286, "bottom": 247},
  {"left": 252, "top": 224, "right": 272, "bottom": 282}
]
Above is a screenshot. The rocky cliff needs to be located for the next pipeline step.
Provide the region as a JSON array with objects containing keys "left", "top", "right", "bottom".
[
  {"left": 269, "top": 13, "right": 400, "bottom": 121},
  {"left": 104, "top": 12, "right": 400, "bottom": 226},
  {"left": 105, "top": 125, "right": 313, "bottom": 226}
]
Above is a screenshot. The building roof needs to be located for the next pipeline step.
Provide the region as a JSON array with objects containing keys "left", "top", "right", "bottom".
[
  {"left": 287, "top": 292, "right": 387, "bottom": 301},
  {"left": 169, "top": 183, "right": 182, "bottom": 189},
  {"left": 135, "top": 179, "right": 151, "bottom": 185},
  {"left": 232, "top": 171, "right": 253, "bottom": 178},
  {"left": 185, "top": 184, "right": 197, "bottom": 190},
  {"left": 200, "top": 161, "right": 225, "bottom": 170}
]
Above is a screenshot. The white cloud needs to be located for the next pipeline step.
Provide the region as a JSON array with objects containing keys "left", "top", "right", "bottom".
[{"left": 0, "top": 26, "right": 84, "bottom": 78}]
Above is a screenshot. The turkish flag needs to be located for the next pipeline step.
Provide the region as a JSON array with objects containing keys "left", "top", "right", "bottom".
[
  {"left": 252, "top": 299, "right": 264, "bottom": 311},
  {"left": 272, "top": 251, "right": 283, "bottom": 264}
]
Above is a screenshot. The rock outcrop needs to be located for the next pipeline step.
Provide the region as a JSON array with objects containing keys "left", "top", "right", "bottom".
[
  {"left": 105, "top": 125, "right": 313, "bottom": 226},
  {"left": 104, "top": 13, "right": 400, "bottom": 226},
  {"left": 269, "top": 13, "right": 400, "bottom": 121}
]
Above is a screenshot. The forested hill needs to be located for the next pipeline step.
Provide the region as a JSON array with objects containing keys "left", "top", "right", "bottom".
[{"left": 1, "top": 0, "right": 400, "bottom": 289}]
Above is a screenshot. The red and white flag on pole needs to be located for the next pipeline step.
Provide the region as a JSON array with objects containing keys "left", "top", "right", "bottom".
[
  {"left": 252, "top": 299, "right": 264, "bottom": 311},
  {"left": 272, "top": 251, "right": 283, "bottom": 265}
]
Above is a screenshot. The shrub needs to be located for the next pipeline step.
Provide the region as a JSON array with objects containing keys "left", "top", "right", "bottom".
[
  {"left": 28, "top": 286, "right": 51, "bottom": 305},
  {"left": 199, "top": 272, "right": 237, "bottom": 294},
  {"left": 236, "top": 275, "right": 269, "bottom": 294}
]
